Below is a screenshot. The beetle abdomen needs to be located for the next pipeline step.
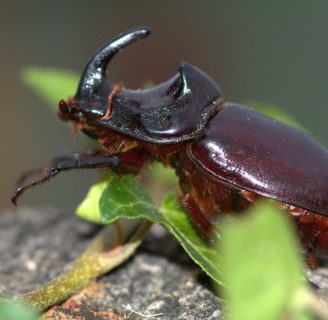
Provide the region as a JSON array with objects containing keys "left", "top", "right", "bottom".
[{"left": 188, "top": 102, "right": 328, "bottom": 217}]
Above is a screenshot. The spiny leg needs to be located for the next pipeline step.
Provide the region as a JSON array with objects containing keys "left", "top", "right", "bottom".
[
  {"left": 12, "top": 148, "right": 119, "bottom": 205},
  {"left": 16, "top": 148, "right": 104, "bottom": 185}
]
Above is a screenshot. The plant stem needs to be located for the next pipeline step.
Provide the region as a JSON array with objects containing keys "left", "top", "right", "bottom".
[{"left": 21, "top": 221, "right": 153, "bottom": 311}]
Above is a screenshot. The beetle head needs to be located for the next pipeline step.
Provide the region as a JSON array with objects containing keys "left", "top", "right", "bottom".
[
  {"left": 58, "top": 27, "right": 150, "bottom": 125},
  {"left": 58, "top": 27, "right": 223, "bottom": 143}
]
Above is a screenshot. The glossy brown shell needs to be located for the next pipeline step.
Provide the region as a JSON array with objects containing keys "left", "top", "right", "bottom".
[
  {"left": 98, "top": 63, "right": 222, "bottom": 144},
  {"left": 188, "top": 102, "right": 328, "bottom": 216}
]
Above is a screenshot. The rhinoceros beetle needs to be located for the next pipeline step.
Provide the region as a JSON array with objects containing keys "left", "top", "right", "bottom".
[{"left": 12, "top": 27, "right": 328, "bottom": 258}]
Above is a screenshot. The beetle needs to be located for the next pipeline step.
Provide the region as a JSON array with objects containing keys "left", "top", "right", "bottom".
[{"left": 12, "top": 27, "right": 328, "bottom": 258}]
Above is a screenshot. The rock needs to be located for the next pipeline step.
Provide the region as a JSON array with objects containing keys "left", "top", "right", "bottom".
[
  {"left": 0, "top": 208, "right": 95, "bottom": 295},
  {"left": 0, "top": 208, "right": 222, "bottom": 319}
]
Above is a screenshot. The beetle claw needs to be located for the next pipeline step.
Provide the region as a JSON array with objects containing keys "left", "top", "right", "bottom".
[
  {"left": 11, "top": 169, "right": 59, "bottom": 205},
  {"left": 16, "top": 167, "right": 47, "bottom": 186}
]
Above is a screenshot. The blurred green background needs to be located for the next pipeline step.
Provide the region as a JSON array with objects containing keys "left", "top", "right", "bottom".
[{"left": 1, "top": 1, "right": 328, "bottom": 211}]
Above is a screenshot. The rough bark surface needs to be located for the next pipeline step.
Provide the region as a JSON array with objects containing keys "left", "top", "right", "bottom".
[{"left": 0, "top": 208, "right": 222, "bottom": 319}]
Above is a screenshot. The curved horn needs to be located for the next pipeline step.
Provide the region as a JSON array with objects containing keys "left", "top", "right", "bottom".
[{"left": 76, "top": 27, "right": 151, "bottom": 100}]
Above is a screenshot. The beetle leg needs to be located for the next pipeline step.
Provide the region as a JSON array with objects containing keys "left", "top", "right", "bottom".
[
  {"left": 183, "top": 193, "right": 221, "bottom": 242},
  {"left": 12, "top": 149, "right": 119, "bottom": 205},
  {"left": 16, "top": 148, "right": 104, "bottom": 186}
]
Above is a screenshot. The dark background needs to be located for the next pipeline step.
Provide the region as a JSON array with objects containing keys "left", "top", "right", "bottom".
[{"left": 1, "top": 1, "right": 328, "bottom": 211}]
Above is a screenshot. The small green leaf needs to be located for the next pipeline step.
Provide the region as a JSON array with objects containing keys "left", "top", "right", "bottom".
[
  {"left": 160, "top": 194, "right": 223, "bottom": 285},
  {"left": 99, "top": 175, "right": 162, "bottom": 224},
  {"left": 76, "top": 179, "right": 108, "bottom": 223},
  {"left": 0, "top": 301, "right": 39, "bottom": 320},
  {"left": 148, "top": 162, "right": 178, "bottom": 187},
  {"left": 21, "top": 67, "right": 79, "bottom": 109},
  {"left": 81, "top": 175, "right": 223, "bottom": 284},
  {"left": 219, "top": 201, "right": 306, "bottom": 320}
]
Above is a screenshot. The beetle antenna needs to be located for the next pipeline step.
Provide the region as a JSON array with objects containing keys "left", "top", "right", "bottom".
[{"left": 76, "top": 27, "right": 151, "bottom": 101}]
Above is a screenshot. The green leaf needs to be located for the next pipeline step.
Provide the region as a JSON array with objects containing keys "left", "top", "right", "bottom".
[
  {"left": 76, "top": 178, "right": 108, "bottom": 224},
  {"left": 160, "top": 194, "right": 223, "bottom": 285},
  {"left": 0, "top": 301, "right": 39, "bottom": 320},
  {"left": 147, "top": 162, "right": 178, "bottom": 187},
  {"left": 248, "top": 101, "right": 306, "bottom": 131},
  {"left": 21, "top": 67, "right": 79, "bottom": 109},
  {"left": 76, "top": 174, "right": 223, "bottom": 284},
  {"left": 99, "top": 175, "right": 162, "bottom": 224},
  {"left": 218, "top": 201, "right": 307, "bottom": 320}
]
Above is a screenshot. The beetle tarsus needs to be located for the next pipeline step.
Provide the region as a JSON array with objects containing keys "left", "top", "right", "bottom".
[
  {"left": 16, "top": 148, "right": 103, "bottom": 186},
  {"left": 16, "top": 167, "right": 48, "bottom": 186},
  {"left": 12, "top": 151, "right": 120, "bottom": 204},
  {"left": 11, "top": 169, "right": 59, "bottom": 205}
]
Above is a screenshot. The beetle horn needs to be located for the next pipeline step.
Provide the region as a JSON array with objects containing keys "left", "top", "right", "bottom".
[{"left": 76, "top": 27, "right": 151, "bottom": 102}]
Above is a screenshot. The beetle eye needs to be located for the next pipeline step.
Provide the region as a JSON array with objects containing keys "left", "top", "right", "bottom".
[{"left": 59, "top": 100, "right": 68, "bottom": 114}]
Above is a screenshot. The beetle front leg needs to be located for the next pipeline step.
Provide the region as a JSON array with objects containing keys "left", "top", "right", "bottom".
[
  {"left": 16, "top": 148, "right": 104, "bottom": 186},
  {"left": 12, "top": 149, "right": 120, "bottom": 205}
]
